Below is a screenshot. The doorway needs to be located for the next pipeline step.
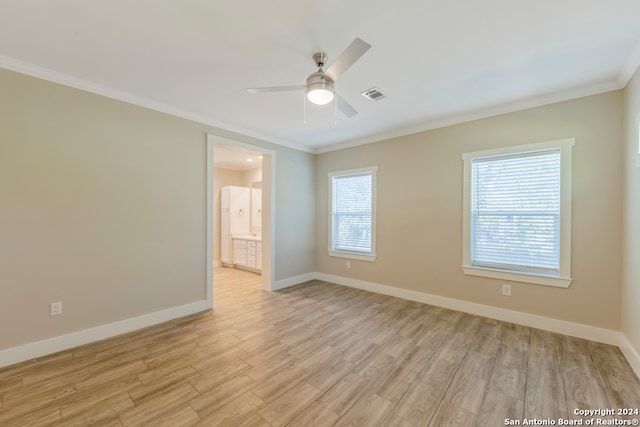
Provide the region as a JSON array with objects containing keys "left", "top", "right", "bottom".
[{"left": 206, "top": 134, "right": 275, "bottom": 306}]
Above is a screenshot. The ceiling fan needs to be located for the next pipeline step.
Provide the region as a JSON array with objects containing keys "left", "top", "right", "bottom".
[{"left": 247, "top": 37, "right": 371, "bottom": 118}]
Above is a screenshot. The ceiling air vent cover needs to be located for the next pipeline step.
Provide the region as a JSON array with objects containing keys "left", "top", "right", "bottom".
[{"left": 361, "top": 87, "right": 385, "bottom": 101}]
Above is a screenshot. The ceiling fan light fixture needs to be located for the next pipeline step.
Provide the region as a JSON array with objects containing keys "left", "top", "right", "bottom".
[
  {"left": 307, "top": 87, "right": 334, "bottom": 105},
  {"left": 306, "top": 72, "right": 334, "bottom": 105}
]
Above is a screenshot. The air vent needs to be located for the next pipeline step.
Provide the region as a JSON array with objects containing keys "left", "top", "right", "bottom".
[{"left": 361, "top": 87, "right": 385, "bottom": 101}]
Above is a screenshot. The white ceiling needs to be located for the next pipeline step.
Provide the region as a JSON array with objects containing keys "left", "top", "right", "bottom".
[
  {"left": 214, "top": 143, "right": 263, "bottom": 170},
  {"left": 1, "top": 1, "right": 639, "bottom": 153}
]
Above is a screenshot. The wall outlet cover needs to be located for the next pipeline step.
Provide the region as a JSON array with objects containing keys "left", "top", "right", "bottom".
[
  {"left": 50, "top": 302, "right": 63, "bottom": 316},
  {"left": 502, "top": 284, "right": 512, "bottom": 296}
]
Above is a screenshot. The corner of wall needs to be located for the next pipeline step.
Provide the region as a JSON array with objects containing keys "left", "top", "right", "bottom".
[
  {"left": 619, "top": 334, "right": 640, "bottom": 379},
  {"left": 621, "top": 55, "right": 640, "bottom": 381}
]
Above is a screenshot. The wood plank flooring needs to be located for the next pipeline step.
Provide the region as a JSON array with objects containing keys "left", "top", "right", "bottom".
[{"left": 1, "top": 267, "right": 639, "bottom": 426}]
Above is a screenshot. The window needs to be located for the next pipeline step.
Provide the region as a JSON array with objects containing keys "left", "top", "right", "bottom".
[
  {"left": 462, "top": 139, "right": 574, "bottom": 287},
  {"left": 329, "top": 167, "right": 377, "bottom": 261}
]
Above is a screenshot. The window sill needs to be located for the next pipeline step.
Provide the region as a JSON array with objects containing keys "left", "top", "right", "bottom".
[
  {"left": 462, "top": 265, "right": 572, "bottom": 288},
  {"left": 329, "top": 251, "right": 376, "bottom": 262}
]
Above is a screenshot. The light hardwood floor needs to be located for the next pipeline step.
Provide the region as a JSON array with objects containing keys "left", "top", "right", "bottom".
[{"left": 1, "top": 267, "right": 639, "bottom": 426}]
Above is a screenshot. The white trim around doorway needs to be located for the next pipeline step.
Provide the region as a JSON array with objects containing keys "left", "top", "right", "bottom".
[{"left": 207, "top": 134, "right": 276, "bottom": 304}]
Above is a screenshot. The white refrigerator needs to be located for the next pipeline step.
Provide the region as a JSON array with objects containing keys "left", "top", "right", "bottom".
[{"left": 220, "top": 186, "right": 250, "bottom": 266}]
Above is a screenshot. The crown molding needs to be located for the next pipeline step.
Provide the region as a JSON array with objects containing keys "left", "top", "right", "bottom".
[
  {"left": 0, "top": 54, "right": 315, "bottom": 154},
  {"left": 2, "top": 52, "right": 634, "bottom": 157},
  {"left": 316, "top": 79, "right": 623, "bottom": 154},
  {"left": 617, "top": 39, "right": 640, "bottom": 87}
]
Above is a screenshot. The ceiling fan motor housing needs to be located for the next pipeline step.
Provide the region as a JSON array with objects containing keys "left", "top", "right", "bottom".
[{"left": 313, "top": 52, "right": 328, "bottom": 68}]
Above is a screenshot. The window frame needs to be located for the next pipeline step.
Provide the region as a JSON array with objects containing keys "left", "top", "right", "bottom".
[
  {"left": 461, "top": 139, "right": 574, "bottom": 288},
  {"left": 328, "top": 166, "right": 377, "bottom": 262}
]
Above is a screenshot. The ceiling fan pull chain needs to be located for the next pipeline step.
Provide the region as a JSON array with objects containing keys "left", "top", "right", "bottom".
[
  {"left": 303, "top": 92, "right": 307, "bottom": 124},
  {"left": 334, "top": 94, "right": 338, "bottom": 125}
]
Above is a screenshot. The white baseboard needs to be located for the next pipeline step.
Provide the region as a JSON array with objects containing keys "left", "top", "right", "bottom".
[
  {"left": 4, "top": 272, "right": 636, "bottom": 377},
  {"left": 321, "top": 270, "right": 640, "bottom": 374},
  {"left": 314, "top": 273, "right": 621, "bottom": 346},
  {"left": 619, "top": 334, "right": 640, "bottom": 379},
  {"left": 272, "top": 272, "right": 317, "bottom": 291},
  {"left": 0, "top": 300, "right": 211, "bottom": 369}
]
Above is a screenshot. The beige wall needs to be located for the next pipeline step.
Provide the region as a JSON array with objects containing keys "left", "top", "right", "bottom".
[
  {"left": 316, "top": 91, "right": 623, "bottom": 330},
  {"left": 622, "top": 68, "right": 640, "bottom": 355},
  {"left": 242, "top": 167, "right": 262, "bottom": 189},
  {"left": 0, "top": 68, "right": 316, "bottom": 350},
  {"left": 276, "top": 152, "right": 316, "bottom": 279}
]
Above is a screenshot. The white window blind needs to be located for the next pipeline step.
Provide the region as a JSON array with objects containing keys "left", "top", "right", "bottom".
[
  {"left": 330, "top": 169, "right": 375, "bottom": 257},
  {"left": 471, "top": 149, "right": 561, "bottom": 276}
]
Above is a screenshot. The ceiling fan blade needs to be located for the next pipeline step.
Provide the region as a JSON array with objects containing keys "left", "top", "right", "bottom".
[
  {"left": 325, "top": 38, "right": 371, "bottom": 82},
  {"left": 246, "top": 85, "right": 305, "bottom": 94},
  {"left": 337, "top": 94, "right": 358, "bottom": 118}
]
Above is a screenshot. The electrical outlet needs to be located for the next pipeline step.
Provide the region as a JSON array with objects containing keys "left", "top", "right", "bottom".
[
  {"left": 50, "top": 302, "right": 62, "bottom": 316},
  {"left": 346, "top": 261, "right": 351, "bottom": 269},
  {"left": 502, "top": 284, "right": 512, "bottom": 297}
]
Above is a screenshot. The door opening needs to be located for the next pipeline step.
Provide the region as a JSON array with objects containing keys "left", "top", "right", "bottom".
[{"left": 206, "top": 134, "right": 275, "bottom": 306}]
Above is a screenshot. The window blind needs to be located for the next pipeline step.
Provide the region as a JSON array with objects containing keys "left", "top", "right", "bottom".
[
  {"left": 471, "top": 149, "right": 561, "bottom": 276},
  {"left": 331, "top": 172, "right": 373, "bottom": 254}
]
